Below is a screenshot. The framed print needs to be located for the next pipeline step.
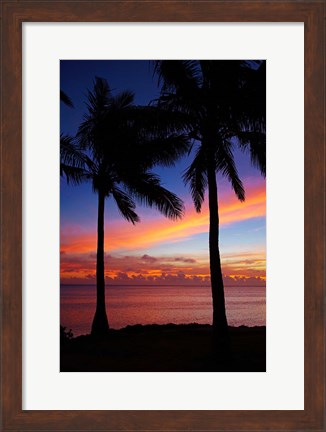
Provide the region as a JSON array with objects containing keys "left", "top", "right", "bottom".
[{"left": 1, "top": 1, "right": 325, "bottom": 431}]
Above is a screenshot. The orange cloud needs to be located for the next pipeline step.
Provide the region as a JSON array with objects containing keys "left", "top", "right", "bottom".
[
  {"left": 61, "top": 182, "right": 265, "bottom": 254},
  {"left": 60, "top": 248, "right": 266, "bottom": 284}
]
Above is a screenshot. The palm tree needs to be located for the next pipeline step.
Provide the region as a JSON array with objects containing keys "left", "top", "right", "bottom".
[
  {"left": 154, "top": 60, "right": 266, "bottom": 337},
  {"left": 61, "top": 77, "right": 189, "bottom": 336}
]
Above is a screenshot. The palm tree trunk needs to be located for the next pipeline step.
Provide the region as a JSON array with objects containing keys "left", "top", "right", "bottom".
[
  {"left": 91, "top": 189, "right": 109, "bottom": 335},
  {"left": 207, "top": 161, "right": 229, "bottom": 337}
]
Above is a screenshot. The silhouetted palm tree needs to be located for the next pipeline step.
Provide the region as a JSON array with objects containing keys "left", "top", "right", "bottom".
[
  {"left": 154, "top": 61, "right": 266, "bottom": 337},
  {"left": 61, "top": 77, "right": 189, "bottom": 336}
]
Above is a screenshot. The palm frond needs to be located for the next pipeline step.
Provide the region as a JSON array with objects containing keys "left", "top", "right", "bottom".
[
  {"left": 215, "top": 141, "right": 245, "bottom": 202},
  {"left": 86, "top": 76, "right": 110, "bottom": 115},
  {"left": 154, "top": 91, "right": 204, "bottom": 125},
  {"left": 236, "top": 131, "right": 266, "bottom": 176},
  {"left": 60, "top": 134, "right": 87, "bottom": 169},
  {"left": 110, "top": 90, "right": 135, "bottom": 110},
  {"left": 76, "top": 77, "right": 112, "bottom": 157},
  {"left": 60, "top": 134, "right": 95, "bottom": 185},
  {"left": 111, "top": 187, "right": 139, "bottom": 224},
  {"left": 154, "top": 60, "right": 201, "bottom": 93},
  {"left": 246, "top": 60, "right": 266, "bottom": 122},
  {"left": 230, "top": 61, "right": 266, "bottom": 134},
  {"left": 139, "top": 134, "right": 190, "bottom": 168},
  {"left": 60, "top": 90, "right": 74, "bottom": 108},
  {"left": 125, "top": 172, "right": 184, "bottom": 220},
  {"left": 128, "top": 104, "right": 192, "bottom": 135},
  {"left": 183, "top": 146, "right": 208, "bottom": 212},
  {"left": 60, "top": 164, "right": 89, "bottom": 185}
]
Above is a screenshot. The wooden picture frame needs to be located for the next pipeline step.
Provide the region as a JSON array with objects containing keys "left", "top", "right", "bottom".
[{"left": 1, "top": 1, "right": 324, "bottom": 430}]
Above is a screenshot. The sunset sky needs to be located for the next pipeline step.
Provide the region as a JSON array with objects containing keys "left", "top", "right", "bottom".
[{"left": 60, "top": 60, "right": 266, "bottom": 287}]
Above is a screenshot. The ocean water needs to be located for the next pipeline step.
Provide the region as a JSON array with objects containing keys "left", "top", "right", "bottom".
[{"left": 60, "top": 285, "right": 266, "bottom": 336}]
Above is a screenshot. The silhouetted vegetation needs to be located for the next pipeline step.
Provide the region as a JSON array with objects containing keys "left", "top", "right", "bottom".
[
  {"left": 60, "top": 325, "right": 74, "bottom": 345},
  {"left": 61, "top": 77, "right": 189, "bottom": 335},
  {"left": 60, "top": 323, "right": 266, "bottom": 372},
  {"left": 154, "top": 61, "right": 266, "bottom": 338}
]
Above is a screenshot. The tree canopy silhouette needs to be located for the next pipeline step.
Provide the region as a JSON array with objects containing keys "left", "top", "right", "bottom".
[
  {"left": 154, "top": 60, "right": 266, "bottom": 337},
  {"left": 61, "top": 77, "right": 189, "bottom": 335}
]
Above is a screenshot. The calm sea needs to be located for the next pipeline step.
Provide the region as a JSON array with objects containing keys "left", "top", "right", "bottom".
[{"left": 60, "top": 285, "right": 266, "bottom": 336}]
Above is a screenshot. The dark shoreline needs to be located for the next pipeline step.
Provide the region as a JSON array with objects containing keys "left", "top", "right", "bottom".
[{"left": 60, "top": 323, "right": 266, "bottom": 372}]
